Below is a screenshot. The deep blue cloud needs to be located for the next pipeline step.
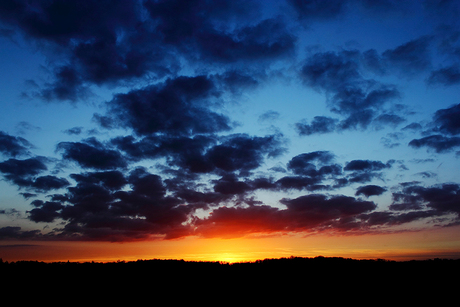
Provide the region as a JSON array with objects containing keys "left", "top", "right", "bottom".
[
  {"left": 205, "top": 134, "right": 285, "bottom": 174},
  {"left": 0, "top": 0, "right": 296, "bottom": 102},
  {"left": 98, "top": 75, "right": 232, "bottom": 137},
  {"left": 344, "top": 160, "right": 391, "bottom": 172},
  {"left": 297, "top": 49, "right": 401, "bottom": 134},
  {"left": 295, "top": 116, "right": 338, "bottom": 136},
  {"left": 388, "top": 183, "right": 460, "bottom": 224},
  {"left": 432, "top": 103, "right": 460, "bottom": 136},
  {"left": 0, "top": 157, "right": 47, "bottom": 180},
  {"left": 112, "top": 133, "right": 284, "bottom": 175},
  {"left": 355, "top": 185, "right": 387, "bottom": 197},
  {"left": 408, "top": 135, "right": 460, "bottom": 153},
  {"left": 0, "top": 157, "right": 68, "bottom": 192},
  {"left": 381, "top": 36, "right": 433, "bottom": 74},
  {"left": 0, "top": 131, "right": 32, "bottom": 157},
  {"left": 57, "top": 137, "right": 127, "bottom": 170},
  {"left": 428, "top": 65, "right": 460, "bottom": 86}
]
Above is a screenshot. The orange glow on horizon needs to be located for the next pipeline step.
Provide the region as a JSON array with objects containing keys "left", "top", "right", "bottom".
[{"left": 1, "top": 226, "right": 460, "bottom": 263}]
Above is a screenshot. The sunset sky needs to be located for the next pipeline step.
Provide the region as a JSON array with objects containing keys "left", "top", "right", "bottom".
[{"left": 1, "top": 0, "right": 460, "bottom": 263}]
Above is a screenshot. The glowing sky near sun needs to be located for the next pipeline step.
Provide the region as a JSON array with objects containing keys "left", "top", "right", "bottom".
[{"left": 1, "top": 0, "right": 460, "bottom": 262}]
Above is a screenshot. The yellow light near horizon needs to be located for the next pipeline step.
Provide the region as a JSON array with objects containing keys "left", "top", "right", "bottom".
[{"left": 2, "top": 225, "right": 460, "bottom": 263}]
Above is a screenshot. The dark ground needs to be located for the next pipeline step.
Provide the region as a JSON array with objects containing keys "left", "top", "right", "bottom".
[
  {"left": 2, "top": 256, "right": 459, "bottom": 277},
  {"left": 2, "top": 256, "right": 458, "bottom": 295}
]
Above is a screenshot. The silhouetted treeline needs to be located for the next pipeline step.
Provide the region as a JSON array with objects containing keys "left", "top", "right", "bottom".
[
  {"left": 2, "top": 256, "right": 459, "bottom": 274},
  {"left": 2, "top": 256, "right": 459, "bottom": 291}
]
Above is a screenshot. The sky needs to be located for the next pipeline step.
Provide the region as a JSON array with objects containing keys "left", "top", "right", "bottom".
[{"left": 1, "top": 0, "right": 460, "bottom": 263}]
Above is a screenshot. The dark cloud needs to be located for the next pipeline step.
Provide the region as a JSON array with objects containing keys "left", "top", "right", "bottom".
[
  {"left": 344, "top": 160, "right": 391, "bottom": 172},
  {"left": 266, "top": 153, "right": 394, "bottom": 192},
  {"left": 408, "top": 103, "right": 460, "bottom": 153},
  {"left": 193, "top": 193, "right": 377, "bottom": 238},
  {"left": 331, "top": 85, "right": 400, "bottom": 119},
  {"left": 381, "top": 36, "right": 433, "bottom": 74},
  {"left": 12, "top": 159, "right": 459, "bottom": 241},
  {"left": 29, "top": 200, "right": 64, "bottom": 223},
  {"left": 0, "top": 0, "right": 139, "bottom": 45},
  {"left": 173, "top": 187, "right": 228, "bottom": 209},
  {"left": 300, "top": 50, "right": 361, "bottom": 92},
  {"left": 57, "top": 137, "right": 127, "bottom": 170},
  {"left": 296, "top": 36, "right": 437, "bottom": 135},
  {"left": 408, "top": 135, "right": 460, "bottom": 153},
  {"left": 336, "top": 109, "right": 375, "bottom": 131},
  {"left": 269, "top": 151, "right": 342, "bottom": 191},
  {"left": 0, "top": 226, "right": 41, "bottom": 240},
  {"left": 112, "top": 134, "right": 216, "bottom": 173},
  {"left": 0, "top": 156, "right": 47, "bottom": 179},
  {"left": 113, "top": 133, "right": 284, "bottom": 175},
  {"left": 280, "top": 194, "right": 377, "bottom": 227},
  {"left": 63, "top": 127, "right": 83, "bottom": 135},
  {"left": 213, "top": 174, "right": 252, "bottom": 195},
  {"left": 298, "top": 50, "right": 401, "bottom": 133},
  {"left": 70, "top": 171, "right": 127, "bottom": 191},
  {"left": 205, "top": 134, "right": 285, "bottom": 174},
  {"left": 0, "top": 0, "right": 295, "bottom": 102},
  {"left": 99, "top": 75, "right": 232, "bottom": 136},
  {"left": 28, "top": 175, "right": 69, "bottom": 192},
  {"left": 215, "top": 70, "right": 261, "bottom": 95},
  {"left": 275, "top": 175, "right": 326, "bottom": 191},
  {"left": 145, "top": 0, "right": 295, "bottom": 63},
  {"left": 0, "top": 131, "right": 32, "bottom": 157},
  {"left": 388, "top": 183, "right": 460, "bottom": 224},
  {"left": 402, "top": 122, "right": 423, "bottom": 131},
  {"left": 55, "top": 167, "right": 192, "bottom": 241},
  {"left": 431, "top": 103, "right": 460, "bottom": 136},
  {"left": 344, "top": 159, "right": 392, "bottom": 184},
  {"left": 0, "top": 0, "right": 171, "bottom": 96},
  {"left": 420, "top": 184, "right": 460, "bottom": 217},
  {"left": 295, "top": 116, "right": 338, "bottom": 136},
  {"left": 1, "top": 0, "right": 459, "bottom": 244},
  {"left": 355, "top": 185, "right": 387, "bottom": 197},
  {"left": 428, "top": 65, "right": 460, "bottom": 86},
  {"left": 287, "top": 151, "right": 336, "bottom": 174},
  {"left": 361, "top": 210, "right": 438, "bottom": 227},
  {"left": 194, "top": 17, "right": 296, "bottom": 63},
  {"left": 20, "top": 192, "right": 37, "bottom": 199},
  {"left": 0, "top": 156, "right": 69, "bottom": 192},
  {"left": 37, "top": 66, "right": 90, "bottom": 102}
]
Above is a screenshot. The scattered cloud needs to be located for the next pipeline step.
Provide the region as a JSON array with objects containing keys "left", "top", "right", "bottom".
[
  {"left": 57, "top": 137, "right": 127, "bottom": 170},
  {"left": 296, "top": 49, "right": 402, "bottom": 134},
  {"left": 355, "top": 185, "right": 387, "bottom": 197},
  {"left": 428, "top": 65, "right": 460, "bottom": 86},
  {"left": 1, "top": 0, "right": 460, "bottom": 243},
  {"left": 0, "top": 131, "right": 32, "bottom": 157},
  {"left": 409, "top": 135, "right": 460, "bottom": 153},
  {"left": 98, "top": 75, "right": 232, "bottom": 136}
]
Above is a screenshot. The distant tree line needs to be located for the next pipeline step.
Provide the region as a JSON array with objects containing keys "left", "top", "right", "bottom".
[{"left": 2, "top": 256, "right": 458, "bottom": 292}]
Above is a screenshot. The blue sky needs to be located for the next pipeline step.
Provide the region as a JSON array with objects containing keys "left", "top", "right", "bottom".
[{"left": 1, "top": 0, "right": 460, "bottom": 260}]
